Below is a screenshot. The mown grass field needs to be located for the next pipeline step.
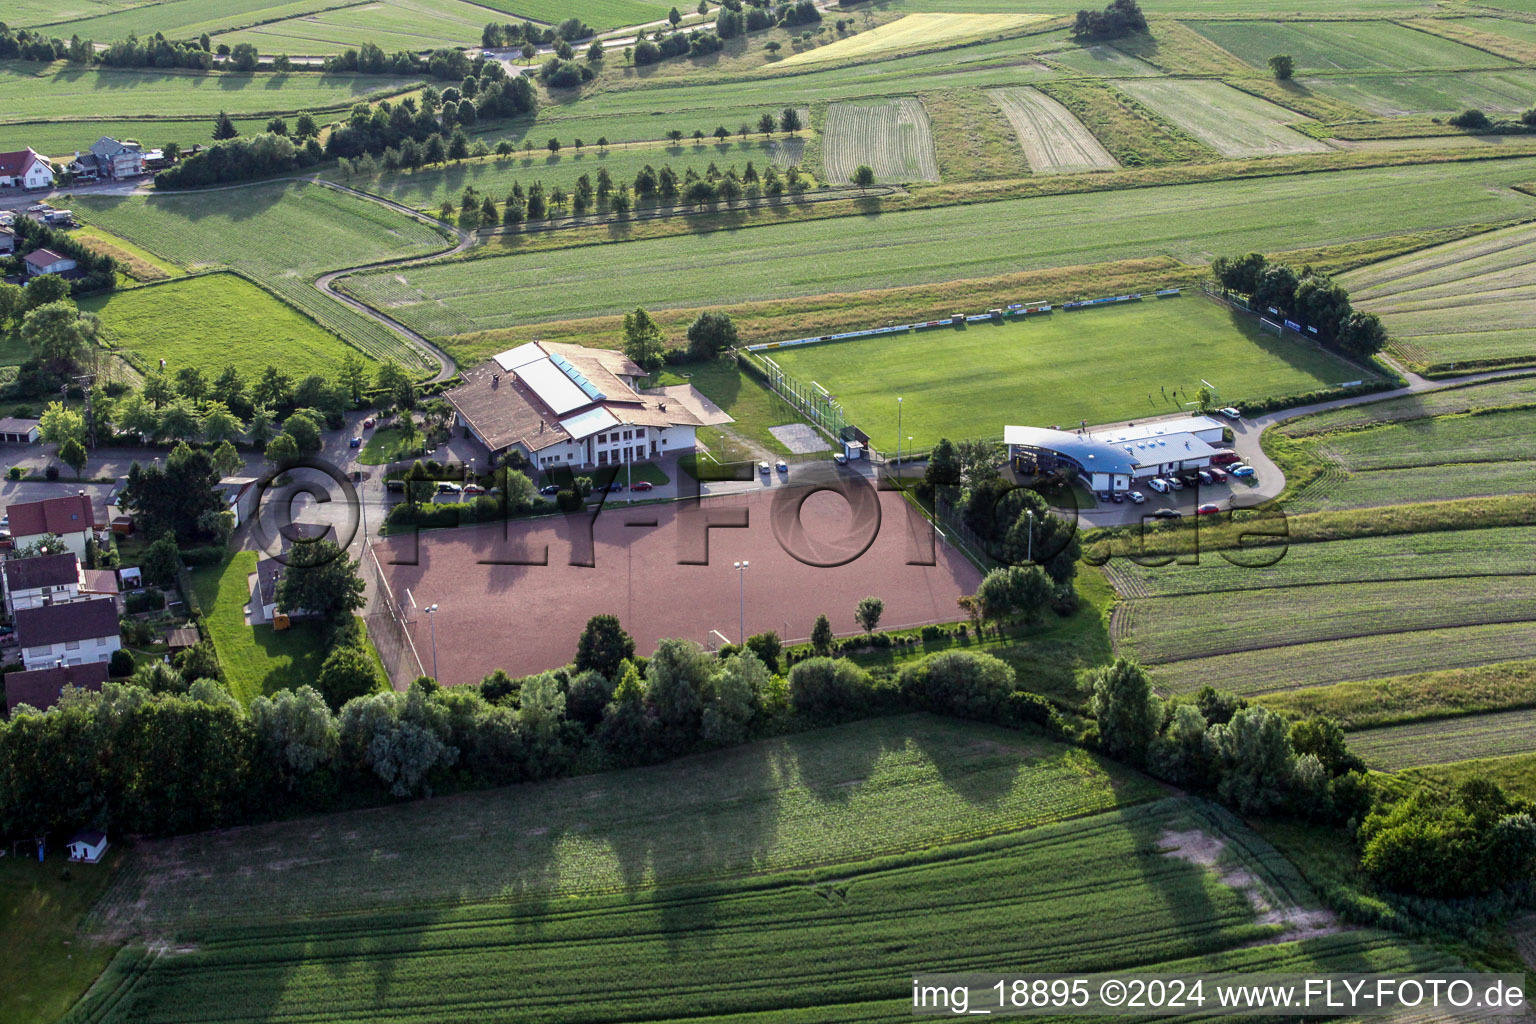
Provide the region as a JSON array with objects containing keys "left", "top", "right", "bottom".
[
  {"left": 1036, "top": 78, "right": 1216, "bottom": 166},
  {"left": 1305, "top": 68, "right": 1536, "bottom": 116},
  {"left": 1115, "top": 79, "right": 1329, "bottom": 159},
  {"left": 778, "top": 12, "right": 1049, "bottom": 68},
  {"left": 40, "top": 0, "right": 354, "bottom": 45},
  {"left": 73, "top": 182, "right": 449, "bottom": 372},
  {"left": 0, "top": 62, "right": 422, "bottom": 122},
  {"left": 87, "top": 715, "right": 1158, "bottom": 931},
  {"left": 216, "top": 0, "right": 495, "bottom": 55},
  {"left": 822, "top": 97, "right": 939, "bottom": 184},
  {"left": 339, "top": 156, "right": 1536, "bottom": 339},
  {"left": 1279, "top": 373, "right": 1536, "bottom": 435},
  {"left": 1043, "top": 42, "right": 1161, "bottom": 77},
  {"left": 1258, "top": 659, "right": 1536, "bottom": 730},
  {"left": 0, "top": 116, "right": 271, "bottom": 157},
  {"left": 1347, "top": 707, "right": 1536, "bottom": 770},
  {"left": 0, "top": 850, "right": 122, "bottom": 1024},
  {"left": 471, "top": 0, "right": 676, "bottom": 29},
  {"left": 763, "top": 297, "right": 1351, "bottom": 449},
  {"left": 1340, "top": 221, "right": 1536, "bottom": 370},
  {"left": 330, "top": 138, "right": 805, "bottom": 215},
  {"left": 1187, "top": 19, "right": 1510, "bottom": 71},
  {"left": 81, "top": 273, "right": 379, "bottom": 379},
  {"left": 988, "top": 86, "right": 1118, "bottom": 173}
]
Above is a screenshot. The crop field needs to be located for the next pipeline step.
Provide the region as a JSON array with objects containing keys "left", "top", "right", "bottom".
[
  {"left": 71, "top": 799, "right": 1376, "bottom": 1024},
  {"left": 762, "top": 298, "right": 1349, "bottom": 449},
  {"left": 73, "top": 183, "right": 450, "bottom": 371},
  {"left": 1346, "top": 707, "right": 1536, "bottom": 770},
  {"left": 1258, "top": 659, "right": 1536, "bottom": 731},
  {"left": 0, "top": 63, "right": 422, "bottom": 122},
  {"left": 1145, "top": 621, "right": 1536, "bottom": 696},
  {"left": 1103, "top": 526, "right": 1536, "bottom": 599},
  {"left": 1340, "top": 221, "right": 1536, "bottom": 369},
  {"left": 823, "top": 97, "right": 940, "bottom": 184},
  {"left": 88, "top": 715, "right": 1157, "bottom": 930},
  {"left": 470, "top": 0, "right": 676, "bottom": 29},
  {"left": 80, "top": 273, "right": 379, "bottom": 381},
  {"left": 1305, "top": 69, "right": 1536, "bottom": 116},
  {"left": 1115, "top": 79, "right": 1330, "bottom": 159},
  {"left": 338, "top": 156, "right": 1536, "bottom": 339},
  {"left": 1291, "top": 459, "right": 1536, "bottom": 512},
  {"left": 7, "top": 0, "right": 147, "bottom": 26},
  {"left": 1043, "top": 43, "right": 1161, "bottom": 77},
  {"left": 40, "top": 0, "right": 354, "bottom": 46},
  {"left": 216, "top": 0, "right": 497, "bottom": 55},
  {"left": 333, "top": 138, "right": 804, "bottom": 215},
  {"left": 1186, "top": 20, "right": 1511, "bottom": 72},
  {"left": 1280, "top": 373, "right": 1536, "bottom": 435},
  {"left": 988, "top": 86, "right": 1118, "bottom": 173},
  {"left": 1036, "top": 79, "right": 1216, "bottom": 166},
  {"left": 0, "top": 117, "right": 271, "bottom": 160},
  {"left": 1314, "top": 406, "right": 1536, "bottom": 470},
  {"left": 777, "top": 13, "right": 1049, "bottom": 68}
]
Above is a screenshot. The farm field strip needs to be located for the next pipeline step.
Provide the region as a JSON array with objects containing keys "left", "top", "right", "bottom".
[
  {"left": 1114, "top": 79, "right": 1330, "bottom": 159},
  {"left": 1186, "top": 19, "right": 1512, "bottom": 71},
  {"left": 988, "top": 86, "right": 1118, "bottom": 173},
  {"left": 1347, "top": 707, "right": 1536, "bottom": 770},
  {"left": 80, "top": 273, "right": 381, "bottom": 381},
  {"left": 0, "top": 116, "right": 273, "bottom": 160},
  {"left": 39, "top": 0, "right": 360, "bottom": 45},
  {"left": 88, "top": 715, "right": 1156, "bottom": 931},
  {"left": 1113, "top": 575, "right": 1536, "bottom": 665},
  {"left": 1303, "top": 69, "right": 1536, "bottom": 116},
  {"left": 1280, "top": 372, "right": 1536, "bottom": 435},
  {"left": 1286, "top": 459, "right": 1536, "bottom": 514},
  {"left": 216, "top": 0, "right": 500, "bottom": 54},
  {"left": 0, "top": 62, "right": 423, "bottom": 121},
  {"left": 464, "top": 0, "right": 676, "bottom": 31},
  {"left": 1315, "top": 406, "right": 1536, "bottom": 470},
  {"left": 1256, "top": 659, "right": 1536, "bottom": 732},
  {"left": 1146, "top": 621, "right": 1536, "bottom": 696},
  {"left": 777, "top": 13, "right": 1050, "bottom": 68},
  {"left": 68, "top": 799, "right": 1335, "bottom": 1024},
  {"left": 1042, "top": 43, "right": 1162, "bottom": 76},
  {"left": 332, "top": 139, "right": 804, "bottom": 214},
  {"left": 1102, "top": 526, "right": 1536, "bottom": 598},
  {"left": 1342, "top": 221, "right": 1536, "bottom": 303},
  {"left": 336, "top": 155, "right": 1536, "bottom": 338},
  {"left": 822, "top": 97, "right": 939, "bottom": 184},
  {"left": 72, "top": 183, "right": 449, "bottom": 370}
]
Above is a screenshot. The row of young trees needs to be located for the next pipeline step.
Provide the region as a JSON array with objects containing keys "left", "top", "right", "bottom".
[{"left": 1210, "top": 251, "right": 1388, "bottom": 358}]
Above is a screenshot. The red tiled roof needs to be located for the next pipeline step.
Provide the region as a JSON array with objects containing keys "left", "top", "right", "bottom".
[
  {"left": 7, "top": 493, "right": 95, "bottom": 538},
  {"left": 14, "top": 597, "right": 118, "bottom": 648},
  {"left": 5, "top": 661, "right": 108, "bottom": 715},
  {"left": 0, "top": 149, "right": 46, "bottom": 177}
]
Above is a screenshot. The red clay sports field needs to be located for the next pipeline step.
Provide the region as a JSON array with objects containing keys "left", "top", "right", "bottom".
[{"left": 375, "top": 485, "right": 982, "bottom": 684}]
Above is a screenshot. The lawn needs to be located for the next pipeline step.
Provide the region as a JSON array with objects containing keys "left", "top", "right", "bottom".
[
  {"left": 188, "top": 550, "right": 332, "bottom": 704},
  {"left": 0, "top": 61, "right": 423, "bottom": 122},
  {"left": 73, "top": 182, "right": 451, "bottom": 372},
  {"left": 80, "top": 273, "right": 379, "bottom": 380},
  {"left": 357, "top": 425, "right": 416, "bottom": 465},
  {"left": 0, "top": 850, "right": 121, "bottom": 1024},
  {"left": 765, "top": 297, "right": 1354, "bottom": 450},
  {"left": 87, "top": 714, "right": 1160, "bottom": 930},
  {"left": 338, "top": 154, "right": 1536, "bottom": 340},
  {"left": 1186, "top": 19, "right": 1511, "bottom": 72},
  {"left": 1340, "top": 221, "right": 1536, "bottom": 370},
  {"left": 654, "top": 359, "right": 805, "bottom": 458},
  {"left": 0, "top": 116, "right": 271, "bottom": 159}
]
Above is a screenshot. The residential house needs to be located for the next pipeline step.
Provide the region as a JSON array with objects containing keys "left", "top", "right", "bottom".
[
  {"left": 66, "top": 830, "right": 109, "bottom": 864},
  {"left": 0, "top": 227, "right": 14, "bottom": 255},
  {"left": 445, "top": 341, "right": 733, "bottom": 471},
  {"left": 87, "top": 137, "right": 145, "bottom": 180},
  {"left": 24, "top": 248, "right": 77, "bottom": 278},
  {"left": 0, "top": 416, "right": 39, "bottom": 444},
  {"left": 0, "top": 148, "right": 55, "bottom": 190},
  {"left": 251, "top": 556, "right": 314, "bottom": 624},
  {"left": 14, "top": 596, "right": 121, "bottom": 670},
  {"left": 4, "top": 660, "right": 108, "bottom": 715},
  {"left": 67, "top": 152, "right": 102, "bottom": 181},
  {"left": 1, "top": 552, "right": 84, "bottom": 615},
  {"left": 7, "top": 493, "right": 98, "bottom": 560},
  {"left": 216, "top": 475, "right": 261, "bottom": 529}
]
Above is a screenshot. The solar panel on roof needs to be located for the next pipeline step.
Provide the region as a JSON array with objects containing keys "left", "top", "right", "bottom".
[{"left": 548, "top": 353, "right": 606, "bottom": 402}]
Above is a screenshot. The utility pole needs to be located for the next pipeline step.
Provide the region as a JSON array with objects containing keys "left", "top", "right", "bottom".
[
  {"left": 734, "top": 560, "right": 749, "bottom": 644},
  {"left": 425, "top": 603, "right": 439, "bottom": 679}
]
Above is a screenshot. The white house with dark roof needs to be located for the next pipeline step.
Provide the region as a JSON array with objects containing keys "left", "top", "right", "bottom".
[
  {"left": 86, "top": 137, "right": 145, "bottom": 179},
  {"left": 1, "top": 552, "right": 85, "bottom": 615},
  {"left": 14, "top": 596, "right": 121, "bottom": 670},
  {"left": 24, "top": 248, "right": 77, "bottom": 278},
  {"left": 0, "top": 148, "right": 54, "bottom": 190},
  {"left": 445, "top": 341, "right": 733, "bottom": 470}
]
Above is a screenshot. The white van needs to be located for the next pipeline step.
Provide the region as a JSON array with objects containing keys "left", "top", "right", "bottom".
[{"left": 1147, "top": 477, "right": 1169, "bottom": 494}]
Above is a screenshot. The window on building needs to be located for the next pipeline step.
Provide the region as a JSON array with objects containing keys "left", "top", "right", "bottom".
[
  {"left": 65, "top": 640, "right": 80, "bottom": 651},
  {"left": 623, "top": 430, "right": 632, "bottom": 440}
]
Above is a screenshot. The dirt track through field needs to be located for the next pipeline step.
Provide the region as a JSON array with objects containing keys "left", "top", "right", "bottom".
[
  {"left": 987, "top": 86, "right": 1118, "bottom": 173},
  {"left": 823, "top": 97, "right": 940, "bottom": 184}
]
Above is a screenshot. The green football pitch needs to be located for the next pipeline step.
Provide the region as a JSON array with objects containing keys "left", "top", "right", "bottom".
[{"left": 763, "top": 295, "right": 1367, "bottom": 449}]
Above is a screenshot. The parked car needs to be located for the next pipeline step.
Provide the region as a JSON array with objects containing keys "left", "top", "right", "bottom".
[
  {"left": 1127, "top": 490, "right": 1146, "bottom": 504},
  {"left": 1166, "top": 476, "right": 1184, "bottom": 490},
  {"left": 1151, "top": 508, "right": 1183, "bottom": 519},
  {"left": 630, "top": 481, "right": 654, "bottom": 491},
  {"left": 603, "top": 482, "right": 626, "bottom": 493},
  {"left": 480, "top": 49, "right": 497, "bottom": 58},
  {"left": 759, "top": 461, "right": 771, "bottom": 475},
  {"left": 1096, "top": 491, "right": 1112, "bottom": 503},
  {"left": 1210, "top": 450, "right": 1241, "bottom": 465},
  {"left": 1147, "top": 477, "right": 1169, "bottom": 493},
  {"left": 539, "top": 484, "right": 560, "bottom": 495},
  {"left": 362, "top": 417, "right": 376, "bottom": 429},
  {"left": 349, "top": 437, "right": 362, "bottom": 448},
  {"left": 386, "top": 479, "right": 405, "bottom": 493},
  {"left": 1196, "top": 502, "right": 1220, "bottom": 515},
  {"left": 1219, "top": 407, "right": 1242, "bottom": 420},
  {"left": 1110, "top": 492, "right": 1125, "bottom": 504},
  {"left": 436, "top": 481, "right": 462, "bottom": 494},
  {"left": 775, "top": 460, "right": 788, "bottom": 474},
  {"left": 1206, "top": 467, "right": 1228, "bottom": 483},
  {"left": 1230, "top": 464, "right": 1256, "bottom": 478},
  {"left": 462, "top": 483, "right": 485, "bottom": 495},
  {"left": 1196, "top": 470, "right": 1213, "bottom": 485},
  {"left": 834, "top": 453, "right": 848, "bottom": 465}
]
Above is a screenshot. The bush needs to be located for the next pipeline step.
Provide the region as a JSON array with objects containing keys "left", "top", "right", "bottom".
[
  {"left": 920, "top": 624, "right": 944, "bottom": 642},
  {"left": 898, "top": 650, "right": 1016, "bottom": 720},
  {"left": 178, "top": 545, "right": 226, "bottom": 567},
  {"left": 1007, "top": 690, "right": 1061, "bottom": 730},
  {"left": 787, "top": 657, "right": 871, "bottom": 719},
  {"left": 125, "top": 588, "right": 167, "bottom": 614},
  {"left": 6, "top": 466, "right": 19, "bottom": 480},
  {"left": 108, "top": 649, "right": 136, "bottom": 677},
  {"left": 44, "top": 464, "right": 58, "bottom": 481},
  {"left": 1449, "top": 108, "right": 1491, "bottom": 130}
]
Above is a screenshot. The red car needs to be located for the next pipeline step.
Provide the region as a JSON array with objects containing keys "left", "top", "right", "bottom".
[
  {"left": 1196, "top": 502, "right": 1220, "bottom": 515},
  {"left": 1210, "top": 450, "right": 1241, "bottom": 466},
  {"left": 1206, "top": 467, "right": 1228, "bottom": 483},
  {"left": 630, "top": 481, "right": 654, "bottom": 491}
]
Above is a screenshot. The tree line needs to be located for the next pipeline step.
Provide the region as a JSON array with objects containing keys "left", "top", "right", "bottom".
[
  {"left": 1210, "top": 251, "right": 1388, "bottom": 359},
  {"left": 1071, "top": 0, "right": 1146, "bottom": 40}
]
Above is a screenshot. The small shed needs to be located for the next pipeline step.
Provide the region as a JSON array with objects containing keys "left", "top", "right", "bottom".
[
  {"left": 165, "top": 626, "right": 199, "bottom": 651},
  {"left": 66, "top": 830, "right": 108, "bottom": 864},
  {"left": 0, "top": 416, "right": 39, "bottom": 444}
]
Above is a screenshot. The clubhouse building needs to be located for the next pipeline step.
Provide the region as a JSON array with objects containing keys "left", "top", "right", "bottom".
[
  {"left": 1005, "top": 415, "right": 1227, "bottom": 493},
  {"left": 445, "top": 341, "right": 732, "bottom": 469}
]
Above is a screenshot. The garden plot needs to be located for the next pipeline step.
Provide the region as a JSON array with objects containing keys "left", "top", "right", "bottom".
[
  {"left": 823, "top": 97, "right": 940, "bottom": 184},
  {"left": 1115, "top": 79, "right": 1329, "bottom": 158},
  {"left": 1347, "top": 707, "right": 1536, "bottom": 770},
  {"left": 988, "top": 86, "right": 1118, "bottom": 172}
]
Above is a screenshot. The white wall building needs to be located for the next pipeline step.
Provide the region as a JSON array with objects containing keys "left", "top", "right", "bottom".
[
  {"left": 0, "top": 148, "right": 55, "bottom": 189},
  {"left": 15, "top": 596, "right": 121, "bottom": 670},
  {"left": 6, "top": 493, "right": 97, "bottom": 561},
  {"left": 1005, "top": 415, "right": 1228, "bottom": 492},
  {"left": 1, "top": 552, "right": 84, "bottom": 616}
]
